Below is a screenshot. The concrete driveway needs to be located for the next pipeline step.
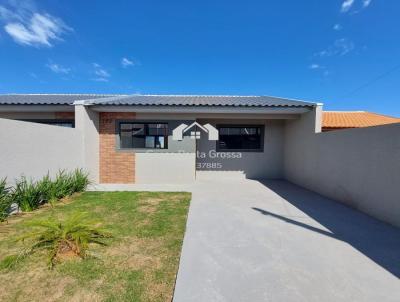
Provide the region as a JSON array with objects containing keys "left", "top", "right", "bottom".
[{"left": 173, "top": 179, "right": 400, "bottom": 302}]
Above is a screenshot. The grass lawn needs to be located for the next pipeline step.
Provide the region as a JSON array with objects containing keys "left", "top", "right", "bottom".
[{"left": 0, "top": 191, "right": 191, "bottom": 302}]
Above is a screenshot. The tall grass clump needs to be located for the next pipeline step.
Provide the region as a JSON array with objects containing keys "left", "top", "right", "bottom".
[
  {"left": 9, "top": 169, "right": 90, "bottom": 213},
  {"left": 12, "top": 177, "right": 42, "bottom": 212},
  {"left": 51, "top": 170, "right": 75, "bottom": 200},
  {"left": 0, "top": 178, "right": 12, "bottom": 222},
  {"left": 71, "top": 169, "right": 90, "bottom": 193},
  {"left": 36, "top": 174, "right": 55, "bottom": 203},
  {"left": 51, "top": 169, "right": 90, "bottom": 199}
]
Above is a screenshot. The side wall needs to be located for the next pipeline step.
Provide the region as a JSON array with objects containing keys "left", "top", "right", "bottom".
[
  {"left": 284, "top": 109, "right": 400, "bottom": 227},
  {"left": 0, "top": 118, "right": 84, "bottom": 183}
]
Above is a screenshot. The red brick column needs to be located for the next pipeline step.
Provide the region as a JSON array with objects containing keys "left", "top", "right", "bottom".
[{"left": 99, "top": 112, "right": 136, "bottom": 183}]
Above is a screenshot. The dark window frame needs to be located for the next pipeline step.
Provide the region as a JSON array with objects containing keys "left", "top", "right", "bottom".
[
  {"left": 118, "top": 121, "right": 169, "bottom": 150},
  {"left": 216, "top": 124, "right": 264, "bottom": 152}
]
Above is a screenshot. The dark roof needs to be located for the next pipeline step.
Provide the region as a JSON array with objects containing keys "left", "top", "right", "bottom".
[
  {"left": 0, "top": 94, "right": 123, "bottom": 105},
  {"left": 85, "top": 95, "right": 317, "bottom": 107},
  {"left": 0, "top": 94, "right": 318, "bottom": 107}
]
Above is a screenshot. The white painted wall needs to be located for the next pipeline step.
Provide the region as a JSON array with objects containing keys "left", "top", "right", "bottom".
[
  {"left": 75, "top": 106, "right": 100, "bottom": 183},
  {"left": 284, "top": 108, "right": 400, "bottom": 227},
  {"left": 135, "top": 153, "right": 195, "bottom": 184},
  {"left": 0, "top": 118, "right": 84, "bottom": 183}
]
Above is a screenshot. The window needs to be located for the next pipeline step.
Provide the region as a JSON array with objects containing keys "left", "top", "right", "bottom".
[
  {"left": 21, "top": 120, "right": 74, "bottom": 128},
  {"left": 217, "top": 125, "right": 263, "bottom": 152},
  {"left": 43, "top": 121, "right": 74, "bottom": 128},
  {"left": 119, "top": 123, "right": 168, "bottom": 149}
]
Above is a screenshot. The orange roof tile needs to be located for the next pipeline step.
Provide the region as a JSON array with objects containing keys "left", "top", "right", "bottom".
[{"left": 322, "top": 111, "right": 400, "bottom": 129}]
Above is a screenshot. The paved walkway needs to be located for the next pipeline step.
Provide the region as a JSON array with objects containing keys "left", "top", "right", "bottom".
[{"left": 173, "top": 179, "right": 400, "bottom": 302}]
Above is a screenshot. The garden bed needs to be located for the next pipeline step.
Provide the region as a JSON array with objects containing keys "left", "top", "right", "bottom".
[{"left": 0, "top": 191, "right": 191, "bottom": 301}]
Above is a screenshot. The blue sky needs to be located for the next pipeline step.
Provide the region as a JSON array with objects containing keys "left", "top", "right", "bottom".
[{"left": 0, "top": 0, "right": 399, "bottom": 116}]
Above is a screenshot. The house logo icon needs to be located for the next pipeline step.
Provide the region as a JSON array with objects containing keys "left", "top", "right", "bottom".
[{"left": 173, "top": 122, "right": 219, "bottom": 141}]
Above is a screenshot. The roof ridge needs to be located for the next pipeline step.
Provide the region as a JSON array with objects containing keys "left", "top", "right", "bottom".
[
  {"left": 125, "top": 94, "right": 262, "bottom": 97},
  {"left": 324, "top": 111, "right": 400, "bottom": 119},
  {"left": 363, "top": 111, "right": 400, "bottom": 119},
  {"left": 324, "top": 111, "right": 366, "bottom": 113},
  {"left": 119, "top": 94, "right": 323, "bottom": 104},
  {"left": 0, "top": 93, "right": 123, "bottom": 96}
]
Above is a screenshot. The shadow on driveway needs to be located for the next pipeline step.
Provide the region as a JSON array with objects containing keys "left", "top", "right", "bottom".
[{"left": 254, "top": 180, "right": 400, "bottom": 279}]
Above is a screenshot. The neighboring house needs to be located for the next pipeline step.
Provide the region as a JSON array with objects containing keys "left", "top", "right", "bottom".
[
  {"left": 0, "top": 94, "right": 321, "bottom": 184},
  {"left": 322, "top": 111, "right": 400, "bottom": 132}
]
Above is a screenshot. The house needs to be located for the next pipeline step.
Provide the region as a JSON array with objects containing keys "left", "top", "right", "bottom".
[
  {"left": 1, "top": 93, "right": 399, "bottom": 227},
  {"left": 0, "top": 94, "right": 322, "bottom": 184},
  {"left": 322, "top": 111, "right": 400, "bottom": 131}
]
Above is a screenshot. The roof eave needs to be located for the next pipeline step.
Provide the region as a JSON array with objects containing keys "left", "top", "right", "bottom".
[{"left": 89, "top": 104, "right": 312, "bottom": 114}]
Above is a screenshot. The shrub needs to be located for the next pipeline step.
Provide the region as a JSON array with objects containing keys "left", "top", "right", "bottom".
[
  {"left": 16, "top": 214, "right": 111, "bottom": 268},
  {"left": 0, "top": 178, "right": 12, "bottom": 222}
]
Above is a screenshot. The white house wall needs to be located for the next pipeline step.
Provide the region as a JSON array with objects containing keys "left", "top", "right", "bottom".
[
  {"left": 135, "top": 153, "right": 196, "bottom": 184},
  {"left": 0, "top": 118, "right": 84, "bottom": 184}
]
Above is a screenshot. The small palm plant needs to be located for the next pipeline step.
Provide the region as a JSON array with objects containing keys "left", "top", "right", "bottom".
[{"left": 16, "top": 213, "right": 112, "bottom": 268}]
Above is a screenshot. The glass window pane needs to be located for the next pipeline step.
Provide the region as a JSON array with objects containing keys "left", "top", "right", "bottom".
[
  {"left": 119, "top": 123, "right": 168, "bottom": 149},
  {"left": 145, "top": 136, "right": 155, "bottom": 148},
  {"left": 131, "top": 136, "right": 145, "bottom": 148},
  {"left": 148, "top": 124, "right": 167, "bottom": 135},
  {"left": 132, "top": 124, "right": 144, "bottom": 135},
  {"left": 218, "top": 126, "right": 262, "bottom": 151},
  {"left": 120, "top": 123, "right": 132, "bottom": 131},
  {"left": 156, "top": 136, "right": 165, "bottom": 149}
]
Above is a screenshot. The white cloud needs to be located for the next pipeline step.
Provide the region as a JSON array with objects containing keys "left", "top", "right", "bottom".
[
  {"left": 94, "top": 67, "right": 109, "bottom": 78},
  {"left": 46, "top": 62, "right": 70, "bottom": 74},
  {"left": 334, "top": 38, "right": 355, "bottom": 55},
  {"left": 315, "top": 38, "right": 355, "bottom": 57},
  {"left": 333, "top": 24, "right": 342, "bottom": 31},
  {"left": 92, "top": 63, "right": 110, "bottom": 82},
  {"left": 308, "top": 64, "right": 330, "bottom": 77},
  {"left": 363, "top": 0, "right": 372, "bottom": 7},
  {"left": 309, "top": 64, "right": 321, "bottom": 70},
  {"left": 0, "top": 2, "right": 71, "bottom": 47},
  {"left": 121, "top": 57, "right": 134, "bottom": 68},
  {"left": 92, "top": 77, "right": 109, "bottom": 82},
  {"left": 341, "top": 0, "right": 355, "bottom": 12},
  {"left": 340, "top": 0, "right": 372, "bottom": 13}
]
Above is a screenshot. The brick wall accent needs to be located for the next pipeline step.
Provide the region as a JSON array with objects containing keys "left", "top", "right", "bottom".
[
  {"left": 55, "top": 112, "right": 75, "bottom": 119},
  {"left": 99, "top": 112, "right": 136, "bottom": 184}
]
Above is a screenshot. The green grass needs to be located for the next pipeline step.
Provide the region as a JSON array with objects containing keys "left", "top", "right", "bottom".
[{"left": 0, "top": 191, "right": 191, "bottom": 302}]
